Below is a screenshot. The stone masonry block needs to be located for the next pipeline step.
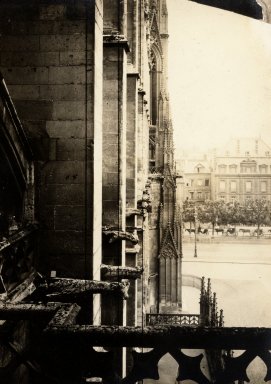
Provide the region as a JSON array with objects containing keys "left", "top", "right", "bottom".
[
  {"left": 39, "top": 20, "right": 85, "bottom": 35},
  {"left": 2, "top": 67, "right": 49, "bottom": 85},
  {"left": 103, "top": 62, "right": 122, "bottom": 80},
  {"left": 27, "top": 137, "right": 50, "bottom": 160},
  {"left": 0, "top": 21, "right": 40, "bottom": 36},
  {"left": 1, "top": 52, "right": 60, "bottom": 67},
  {"left": 103, "top": 79, "right": 119, "bottom": 97},
  {"left": 102, "top": 158, "right": 118, "bottom": 173},
  {"left": 40, "top": 84, "right": 86, "bottom": 101},
  {"left": 0, "top": 35, "right": 39, "bottom": 51},
  {"left": 52, "top": 101, "right": 85, "bottom": 120},
  {"left": 0, "top": 0, "right": 39, "bottom": 20},
  {"left": 41, "top": 184, "right": 85, "bottom": 205},
  {"left": 0, "top": 4, "right": 39, "bottom": 21},
  {"left": 14, "top": 99, "right": 53, "bottom": 121},
  {"left": 8, "top": 85, "right": 40, "bottom": 100},
  {"left": 102, "top": 202, "right": 119, "bottom": 227},
  {"left": 104, "top": 47, "right": 124, "bottom": 63},
  {"left": 40, "top": 252, "right": 91, "bottom": 279},
  {"left": 48, "top": 66, "right": 85, "bottom": 84},
  {"left": 103, "top": 109, "right": 120, "bottom": 130},
  {"left": 103, "top": 172, "right": 118, "bottom": 185},
  {"left": 126, "top": 190, "right": 135, "bottom": 205},
  {"left": 46, "top": 120, "right": 85, "bottom": 138},
  {"left": 102, "top": 185, "right": 118, "bottom": 201},
  {"left": 38, "top": 204, "right": 55, "bottom": 229},
  {"left": 103, "top": 0, "right": 119, "bottom": 31},
  {"left": 41, "top": 161, "right": 85, "bottom": 185},
  {"left": 56, "top": 138, "right": 89, "bottom": 161},
  {"left": 102, "top": 133, "right": 118, "bottom": 144},
  {"left": 40, "top": 34, "right": 85, "bottom": 52},
  {"left": 23, "top": 120, "right": 47, "bottom": 138},
  {"left": 14, "top": 100, "right": 53, "bottom": 121},
  {"left": 39, "top": 4, "right": 66, "bottom": 20},
  {"left": 66, "top": 2, "right": 88, "bottom": 20},
  {"left": 102, "top": 143, "right": 119, "bottom": 159},
  {"left": 40, "top": 230, "right": 87, "bottom": 255},
  {"left": 126, "top": 178, "right": 135, "bottom": 190},
  {"left": 54, "top": 205, "right": 85, "bottom": 231},
  {"left": 59, "top": 51, "right": 86, "bottom": 66}
]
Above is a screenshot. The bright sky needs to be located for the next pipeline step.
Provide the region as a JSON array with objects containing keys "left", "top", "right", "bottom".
[{"left": 167, "top": 0, "right": 271, "bottom": 152}]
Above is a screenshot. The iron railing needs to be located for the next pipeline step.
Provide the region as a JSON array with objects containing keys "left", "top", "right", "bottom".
[{"left": 146, "top": 313, "right": 200, "bottom": 326}]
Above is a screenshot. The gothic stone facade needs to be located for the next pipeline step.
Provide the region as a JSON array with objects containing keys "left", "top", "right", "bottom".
[{"left": 0, "top": 0, "right": 179, "bottom": 381}]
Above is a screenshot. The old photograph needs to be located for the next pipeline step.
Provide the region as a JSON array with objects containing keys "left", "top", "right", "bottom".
[{"left": 0, "top": 0, "right": 270, "bottom": 383}]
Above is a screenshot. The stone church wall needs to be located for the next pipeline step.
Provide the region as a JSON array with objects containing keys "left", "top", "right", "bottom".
[{"left": 0, "top": 0, "right": 103, "bottom": 282}]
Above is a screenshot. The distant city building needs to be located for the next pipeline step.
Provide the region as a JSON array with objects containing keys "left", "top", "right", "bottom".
[
  {"left": 177, "top": 137, "right": 271, "bottom": 204},
  {"left": 176, "top": 153, "right": 212, "bottom": 203},
  {"left": 212, "top": 137, "right": 271, "bottom": 203}
]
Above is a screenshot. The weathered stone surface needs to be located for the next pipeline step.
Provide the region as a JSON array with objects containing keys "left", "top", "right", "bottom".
[
  {"left": 39, "top": 252, "right": 93, "bottom": 278},
  {"left": 44, "top": 324, "right": 271, "bottom": 350},
  {"left": 59, "top": 51, "right": 86, "bottom": 66},
  {"left": 15, "top": 100, "right": 53, "bottom": 121},
  {"left": 40, "top": 184, "right": 85, "bottom": 205},
  {"left": 1, "top": 51, "right": 60, "bottom": 67},
  {"left": 48, "top": 66, "right": 85, "bottom": 85},
  {"left": 101, "top": 264, "right": 143, "bottom": 279},
  {"left": 41, "top": 161, "right": 85, "bottom": 185},
  {"left": 39, "top": 20, "right": 86, "bottom": 35},
  {"left": 52, "top": 101, "right": 85, "bottom": 121},
  {"left": 54, "top": 205, "right": 85, "bottom": 231},
  {"left": 37, "top": 277, "right": 130, "bottom": 301},
  {"left": 40, "top": 84, "right": 85, "bottom": 101},
  {"left": 8, "top": 85, "right": 40, "bottom": 100},
  {"left": 2, "top": 67, "right": 49, "bottom": 85},
  {"left": 40, "top": 34, "right": 85, "bottom": 52},
  {"left": 103, "top": 230, "right": 138, "bottom": 244},
  {"left": 0, "top": 35, "right": 40, "bottom": 52},
  {"left": 46, "top": 120, "right": 85, "bottom": 138}
]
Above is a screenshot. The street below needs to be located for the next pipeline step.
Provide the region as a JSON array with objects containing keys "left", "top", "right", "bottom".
[
  {"left": 182, "top": 241, "right": 271, "bottom": 327},
  {"left": 145, "top": 241, "right": 271, "bottom": 383}
]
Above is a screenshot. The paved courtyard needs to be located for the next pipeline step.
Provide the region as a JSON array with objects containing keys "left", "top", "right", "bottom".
[{"left": 145, "top": 241, "right": 271, "bottom": 383}]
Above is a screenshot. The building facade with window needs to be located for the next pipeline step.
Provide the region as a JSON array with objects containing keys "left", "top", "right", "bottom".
[
  {"left": 212, "top": 137, "right": 271, "bottom": 203},
  {"left": 177, "top": 155, "right": 212, "bottom": 203},
  {"left": 176, "top": 138, "right": 271, "bottom": 205}
]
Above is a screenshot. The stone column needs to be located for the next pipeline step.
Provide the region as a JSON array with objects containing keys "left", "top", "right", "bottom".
[
  {"left": 126, "top": 73, "right": 139, "bottom": 331},
  {"left": 102, "top": 3, "right": 129, "bottom": 372}
]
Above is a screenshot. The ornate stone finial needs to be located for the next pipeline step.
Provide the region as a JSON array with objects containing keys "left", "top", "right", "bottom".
[
  {"left": 219, "top": 309, "right": 224, "bottom": 327},
  {"left": 201, "top": 276, "right": 205, "bottom": 295},
  {"left": 144, "top": 0, "right": 150, "bottom": 19},
  {"left": 213, "top": 292, "right": 217, "bottom": 306},
  {"left": 207, "top": 278, "right": 211, "bottom": 298},
  {"left": 151, "top": 0, "right": 158, "bottom": 9},
  {"left": 159, "top": 203, "right": 163, "bottom": 227}
]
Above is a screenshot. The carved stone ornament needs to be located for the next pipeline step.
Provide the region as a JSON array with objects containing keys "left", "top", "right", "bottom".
[
  {"left": 144, "top": 0, "right": 150, "bottom": 18},
  {"left": 160, "top": 243, "right": 177, "bottom": 259}
]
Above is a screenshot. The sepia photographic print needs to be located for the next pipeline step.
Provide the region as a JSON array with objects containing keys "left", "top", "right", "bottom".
[{"left": 0, "top": 0, "right": 270, "bottom": 383}]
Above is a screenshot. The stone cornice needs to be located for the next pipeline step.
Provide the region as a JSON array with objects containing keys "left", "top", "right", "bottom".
[{"left": 103, "top": 34, "right": 130, "bottom": 52}]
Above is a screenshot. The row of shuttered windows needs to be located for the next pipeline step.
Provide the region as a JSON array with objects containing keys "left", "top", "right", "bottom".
[{"left": 219, "top": 179, "right": 269, "bottom": 194}]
